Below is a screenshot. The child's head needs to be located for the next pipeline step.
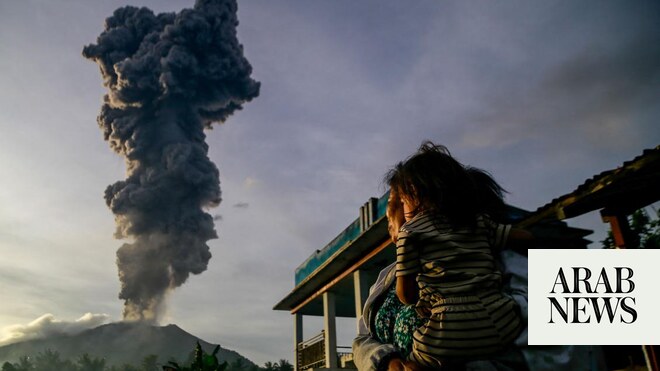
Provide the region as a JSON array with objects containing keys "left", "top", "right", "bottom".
[{"left": 385, "top": 141, "right": 506, "bottom": 225}]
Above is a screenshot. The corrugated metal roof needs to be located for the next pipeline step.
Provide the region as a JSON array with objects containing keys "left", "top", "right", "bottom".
[{"left": 520, "top": 145, "right": 660, "bottom": 226}]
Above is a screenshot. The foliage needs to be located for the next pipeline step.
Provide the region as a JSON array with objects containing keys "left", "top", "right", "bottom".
[
  {"left": 602, "top": 208, "right": 660, "bottom": 249},
  {"left": 164, "top": 342, "right": 227, "bottom": 371},
  {"left": 260, "top": 359, "right": 291, "bottom": 371},
  {"left": 77, "top": 353, "right": 107, "bottom": 371},
  {"left": 0, "top": 344, "right": 291, "bottom": 371},
  {"left": 33, "top": 348, "right": 76, "bottom": 371}
]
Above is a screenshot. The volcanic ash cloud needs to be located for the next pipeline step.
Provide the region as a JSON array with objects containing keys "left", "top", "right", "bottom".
[{"left": 83, "top": 0, "right": 260, "bottom": 322}]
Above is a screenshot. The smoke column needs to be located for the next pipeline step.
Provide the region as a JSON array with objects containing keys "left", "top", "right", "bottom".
[{"left": 83, "top": 0, "right": 260, "bottom": 322}]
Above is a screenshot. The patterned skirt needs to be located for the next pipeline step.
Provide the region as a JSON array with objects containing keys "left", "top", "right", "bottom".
[{"left": 374, "top": 285, "right": 426, "bottom": 358}]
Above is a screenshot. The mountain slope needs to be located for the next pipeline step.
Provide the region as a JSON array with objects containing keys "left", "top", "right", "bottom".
[{"left": 0, "top": 322, "right": 255, "bottom": 368}]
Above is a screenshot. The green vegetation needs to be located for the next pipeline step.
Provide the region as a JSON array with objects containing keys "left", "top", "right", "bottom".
[
  {"left": 1, "top": 343, "right": 293, "bottom": 371},
  {"left": 601, "top": 208, "right": 660, "bottom": 249}
]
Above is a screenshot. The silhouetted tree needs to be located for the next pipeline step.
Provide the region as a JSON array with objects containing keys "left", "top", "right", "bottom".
[
  {"left": 34, "top": 349, "right": 75, "bottom": 371},
  {"left": 602, "top": 208, "right": 660, "bottom": 249},
  {"left": 275, "top": 360, "right": 292, "bottom": 371},
  {"left": 14, "top": 356, "right": 32, "bottom": 371},
  {"left": 165, "top": 342, "right": 227, "bottom": 371},
  {"left": 77, "top": 353, "right": 107, "bottom": 371}
]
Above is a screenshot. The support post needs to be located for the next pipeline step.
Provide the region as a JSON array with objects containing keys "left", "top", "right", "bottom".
[
  {"left": 643, "top": 345, "right": 659, "bottom": 371},
  {"left": 601, "top": 211, "right": 638, "bottom": 249},
  {"left": 294, "top": 313, "right": 303, "bottom": 371},
  {"left": 323, "top": 291, "right": 338, "bottom": 369},
  {"left": 602, "top": 209, "right": 652, "bottom": 369}
]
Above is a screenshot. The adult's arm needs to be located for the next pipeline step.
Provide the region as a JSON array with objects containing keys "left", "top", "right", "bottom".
[
  {"left": 353, "top": 315, "right": 402, "bottom": 371},
  {"left": 352, "top": 263, "right": 402, "bottom": 371}
]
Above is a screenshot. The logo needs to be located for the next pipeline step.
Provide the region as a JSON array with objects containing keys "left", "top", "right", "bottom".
[
  {"left": 547, "top": 267, "right": 636, "bottom": 324},
  {"left": 528, "top": 249, "right": 660, "bottom": 345}
]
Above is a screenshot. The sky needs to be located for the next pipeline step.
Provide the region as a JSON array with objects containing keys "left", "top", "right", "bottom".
[{"left": 0, "top": 0, "right": 659, "bottom": 366}]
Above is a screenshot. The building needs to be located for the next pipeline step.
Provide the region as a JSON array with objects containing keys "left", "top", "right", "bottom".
[{"left": 274, "top": 145, "right": 659, "bottom": 371}]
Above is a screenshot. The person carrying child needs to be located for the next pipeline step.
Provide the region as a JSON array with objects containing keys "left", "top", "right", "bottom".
[{"left": 385, "top": 141, "right": 528, "bottom": 370}]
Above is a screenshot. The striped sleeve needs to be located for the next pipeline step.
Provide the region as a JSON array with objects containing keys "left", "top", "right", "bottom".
[
  {"left": 483, "top": 215, "right": 512, "bottom": 251},
  {"left": 395, "top": 227, "right": 420, "bottom": 277}
]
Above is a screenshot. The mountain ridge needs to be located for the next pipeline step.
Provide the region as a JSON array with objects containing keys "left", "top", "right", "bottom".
[{"left": 0, "top": 322, "right": 255, "bottom": 368}]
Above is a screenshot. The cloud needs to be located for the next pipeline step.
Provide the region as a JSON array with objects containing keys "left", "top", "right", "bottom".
[
  {"left": 457, "top": 2, "right": 660, "bottom": 152},
  {"left": 0, "top": 313, "right": 111, "bottom": 346},
  {"left": 243, "top": 177, "right": 258, "bottom": 189}
]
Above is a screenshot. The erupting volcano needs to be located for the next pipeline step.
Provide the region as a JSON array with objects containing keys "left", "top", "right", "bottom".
[{"left": 83, "top": 0, "right": 260, "bottom": 322}]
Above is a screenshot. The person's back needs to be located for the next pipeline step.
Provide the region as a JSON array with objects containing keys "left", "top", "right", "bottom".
[
  {"left": 396, "top": 211, "right": 522, "bottom": 368},
  {"left": 398, "top": 211, "right": 509, "bottom": 300},
  {"left": 386, "top": 141, "right": 524, "bottom": 369}
]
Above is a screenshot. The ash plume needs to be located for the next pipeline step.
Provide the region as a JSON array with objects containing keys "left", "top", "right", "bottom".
[{"left": 83, "top": 0, "right": 259, "bottom": 322}]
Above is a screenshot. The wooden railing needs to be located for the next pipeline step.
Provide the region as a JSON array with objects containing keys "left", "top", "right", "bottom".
[
  {"left": 297, "top": 331, "right": 355, "bottom": 370},
  {"left": 298, "top": 331, "right": 325, "bottom": 370}
]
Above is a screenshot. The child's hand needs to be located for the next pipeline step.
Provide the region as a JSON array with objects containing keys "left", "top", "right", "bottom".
[{"left": 387, "top": 191, "right": 405, "bottom": 243}]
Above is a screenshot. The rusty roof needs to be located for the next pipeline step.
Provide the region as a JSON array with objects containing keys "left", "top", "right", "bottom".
[{"left": 519, "top": 145, "right": 660, "bottom": 227}]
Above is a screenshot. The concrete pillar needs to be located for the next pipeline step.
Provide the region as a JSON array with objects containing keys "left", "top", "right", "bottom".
[
  {"left": 353, "top": 270, "right": 371, "bottom": 332},
  {"left": 294, "top": 313, "right": 303, "bottom": 371},
  {"left": 323, "top": 291, "right": 338, "bottom": 369}
]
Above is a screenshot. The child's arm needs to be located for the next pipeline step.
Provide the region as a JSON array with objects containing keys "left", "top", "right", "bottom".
[
  {"left": 506, "top": 227, "right": 534, "bottom": 249},
  {"left": 395, "top": 227, "right": 420, "bottom": 305},
  {"left": 396, "top": 274, "right": 419, "bottom": 305}
]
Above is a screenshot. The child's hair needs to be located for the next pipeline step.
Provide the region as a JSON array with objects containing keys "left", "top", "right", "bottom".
[{"left": 384, "top": 141, "right": 507, "bottom": 225}]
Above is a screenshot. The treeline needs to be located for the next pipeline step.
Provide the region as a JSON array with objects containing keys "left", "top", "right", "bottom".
[{"left": 1, "top": 343, "right": 293, "bottom": 371}]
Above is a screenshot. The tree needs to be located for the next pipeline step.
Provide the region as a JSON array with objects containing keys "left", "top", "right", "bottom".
[
  {"left": 259, "top": 359, "right": 293, "bottom": 371},
  {"left": 275, "top": 360, "right": 292, "bottom": 371},
  {"left": 77, "top": 353, "right": 107, "bottom": 371},
  {"left": 12, "top": 356, "right": 32, "bottom": 371},
  {"left": 602, "top": 208, "right": 660, "bottom": 249},
  {"left": 165, "top": 342, "right": 228, "bottom": 371},
  {"left": 33, "top": 349, "right": 75, "bottom": 371}
]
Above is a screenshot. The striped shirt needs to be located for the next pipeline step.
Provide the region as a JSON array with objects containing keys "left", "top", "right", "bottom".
[
  {"left": 395, "top": 212, "right": 511, "bottom": 298},
  {"left": 394, "top": 212, "right": 520, "bottom": 366}
]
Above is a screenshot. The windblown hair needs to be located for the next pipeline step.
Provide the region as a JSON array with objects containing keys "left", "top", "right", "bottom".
[{"left": 384, "top": 141, "right": 507, "bottom": 226}]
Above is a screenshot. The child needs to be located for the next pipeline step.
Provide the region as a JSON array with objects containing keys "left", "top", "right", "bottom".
[{"left": 385, "top": 141, "right": 526, "bottom": 369}]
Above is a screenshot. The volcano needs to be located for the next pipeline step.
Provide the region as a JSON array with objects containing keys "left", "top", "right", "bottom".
[{"left": 0, "top": 322, "right": 255, "bottom": 368}]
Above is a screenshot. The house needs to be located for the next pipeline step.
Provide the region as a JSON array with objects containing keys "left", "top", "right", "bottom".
[{"left": 274, "top": 145, "right": 659, "bottom": 371}]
